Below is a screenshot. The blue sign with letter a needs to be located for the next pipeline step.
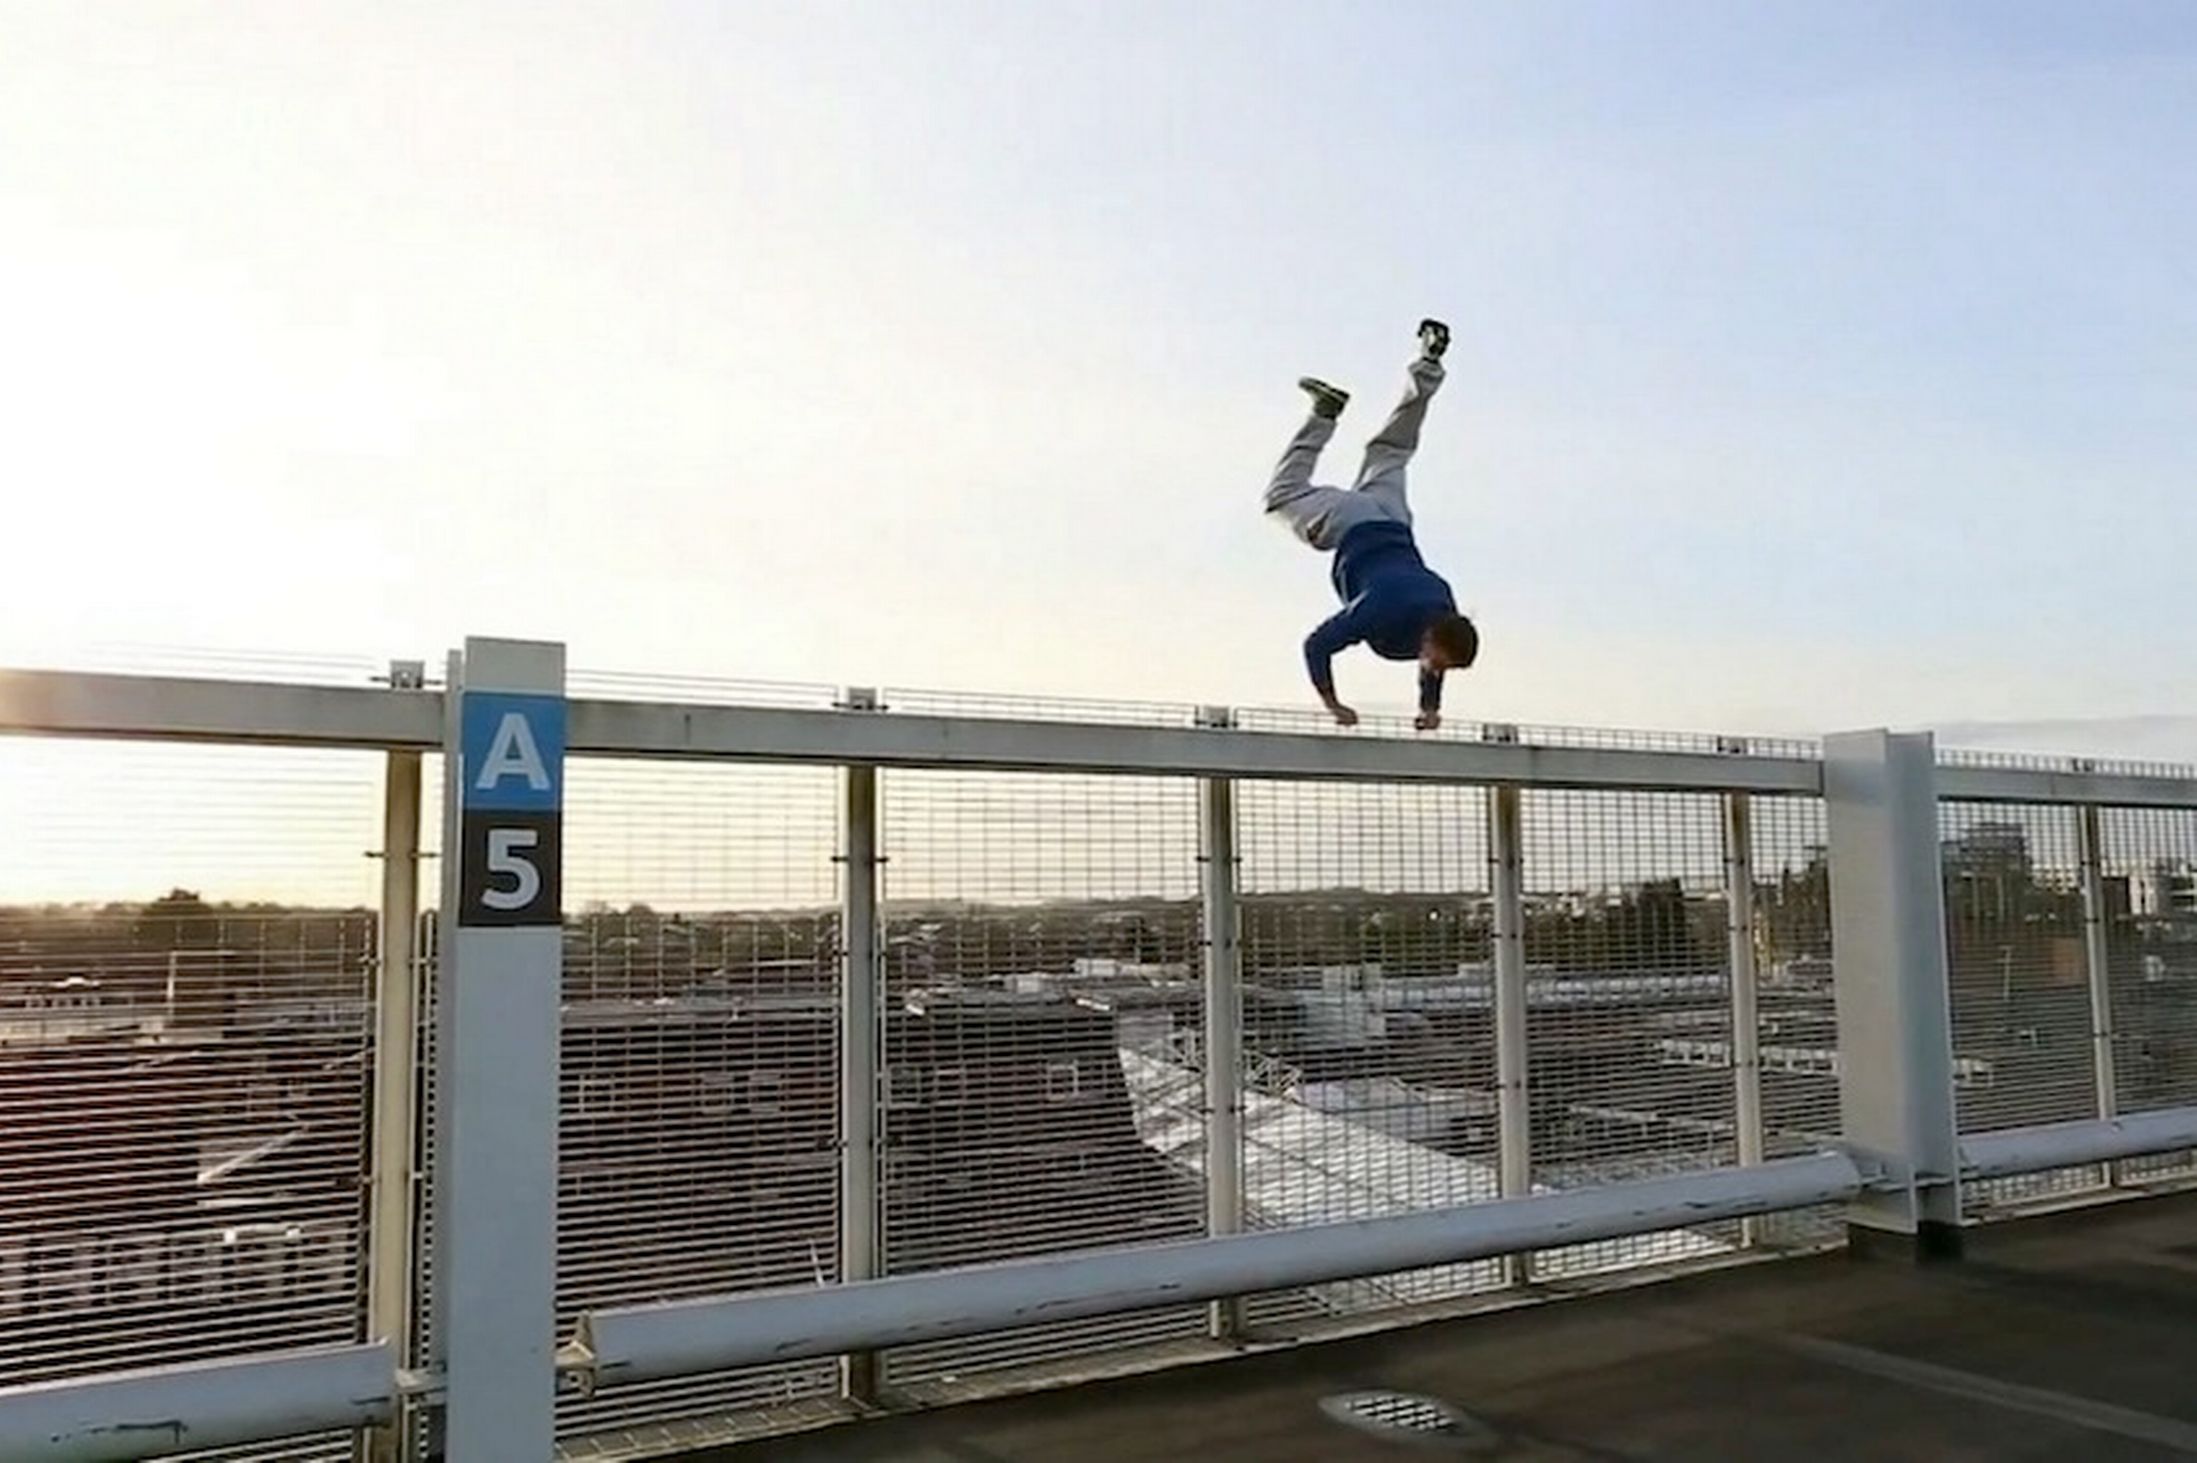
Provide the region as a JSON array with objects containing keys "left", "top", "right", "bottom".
[
  {"left": 458, "top": 691, "right": 566, "bottom": 929},
  {"left": 461, "top": 694, "right": 567, "bottom": 813}
]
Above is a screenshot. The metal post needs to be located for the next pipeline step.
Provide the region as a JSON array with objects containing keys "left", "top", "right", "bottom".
[
  {"left": 2076, "top": 793, "right": 2121, "bottom": 1180},
  {"left": 1485, "top": 726, "right": 1530, "bottom": 1282},
  {"left": 1196, "top": 706, "right": 1244, "bottom": 1339},
  {"left": 838, "top": 688, "right": 884, "bottom": 1403},
  {"left": 365, "top": 729, "right": 423, "bottom": 1463},
  {"left": 432, "top": 639, "right": 566, "bottom": 1460},
  {"left": 1823, "top": 730, "right": 1962, "bottom": 1260},
  {"left": 1722, "top": 787, "right": 1766, "bottom": 1245}
]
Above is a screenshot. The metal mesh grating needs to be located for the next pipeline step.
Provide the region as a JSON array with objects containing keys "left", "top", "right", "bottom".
[
  {"left": 1745, "top": 795, "right": 1843, "bottom": 1247},
  {"left": 1939, "top": 747, "right": 2197, "bottom": 782},
  {"left": 880, "top": 686, "right": 1202, "bottom": 729},
  {"left": 565, "top": 670, "right": 841, "bottom": 711},
  {"left": 876, "top": 770, "right": 1207, "bottom": 1384},
  {"left": 551, "top": 759, "right": 843, "bottom": 1456},
  {"left": 7, "top": 644, "right": 392, "bottom": 687},
  {"left": 1518, "top": 790, "right": 1740, "bottom": 1273},
  {"left": 0, "top": 738, "right": 382, "bottom": 1463},
  {"left": 2100, "top": 807, "right": 2197, "bottom": 1184},
  {"left": 1939, "top": 802, "right": 2104, "bottom": 1211},
  {"left": 1234, "top": 780, "right": 1500, "bottom": 1322}
]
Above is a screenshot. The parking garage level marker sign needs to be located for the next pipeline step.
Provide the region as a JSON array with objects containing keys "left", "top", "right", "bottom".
[{"left": 457, "top": 692, "right": 565, "bottom": 928}]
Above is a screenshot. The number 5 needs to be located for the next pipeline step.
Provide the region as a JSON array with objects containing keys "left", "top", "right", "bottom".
[{"left": 482, "top": 828, "right": 541, "bottom": 910}]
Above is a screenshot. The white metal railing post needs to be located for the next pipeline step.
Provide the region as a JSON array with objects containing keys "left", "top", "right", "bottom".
[
  {"left": 1823, "top": 730, "right": 1962, "bottom": 1259},
  {"left": 1196, "top": 706, "right": 1245, "bottom": 1340},
  {"left": 2075, "top": 783, "right": 2122, "bottom": 1179},
  {"left": 1484, "top": 725, "right": 1530, "bottom": 1284},
  {"left": 1719, "top": 761, "right": 1766, "bottom": 1246},
  {"left": 838, "top": 688, "right": 885, "bottom": 1402},
  {"left": 432, "top": 639, "right": 566, "bottom": 1459},
  {"left": 365, "top": 660, "right": 426, "bottom": 1462}
]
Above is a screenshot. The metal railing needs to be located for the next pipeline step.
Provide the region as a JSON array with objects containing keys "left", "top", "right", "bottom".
[{"left": 3, "top": 645, "right": 2197, "bottom": 1461}]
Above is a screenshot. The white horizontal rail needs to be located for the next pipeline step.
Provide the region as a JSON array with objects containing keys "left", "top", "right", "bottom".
[
  {"left": 564, "top": 699, "right": 1826, "bottom": 793},
  {"left": 571, "top": 1154, "right": 1863, "bottom": 1386},
  {"left": 0, "top": 1343, "right": 395, "bottom": 1463},
  {"left": 4, "top": 666, "right": 2196, "bottom": 805},
  {"left": 0, "top": 669, "right": 441, "bottom": 750},
  {"left": 1960, "top": 1106, "right": 2197, "bottom": 1181},
  {"left": 1938, "top": 764, "right": 2197, "bottom": 811}
]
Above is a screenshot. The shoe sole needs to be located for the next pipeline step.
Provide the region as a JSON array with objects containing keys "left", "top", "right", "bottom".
[{"left": 1298, "top": 377, "right": 1350, "bottom": 409}]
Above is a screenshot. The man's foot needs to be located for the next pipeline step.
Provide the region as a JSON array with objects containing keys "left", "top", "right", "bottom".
[
  {"left": 1298, "top": 376, "right": 1350, "bottom": 420},
  {"left": 1418, "top": 318, "right": 1451, "bottom": 361}
]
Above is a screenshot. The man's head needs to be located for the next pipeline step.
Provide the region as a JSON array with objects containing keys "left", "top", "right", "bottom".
[{"left": 1420, "top": 614, "right": 1480, "bottom": 673}]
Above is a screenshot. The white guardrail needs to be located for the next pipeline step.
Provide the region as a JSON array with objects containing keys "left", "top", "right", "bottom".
[
  {"left": 561, "top": 1106, "right": 2197, "bottom": 1393},
  {"left": 3, "top": 660, "right": 2196, "bottom": 1461},
  {"left": 0, "top": 1344, "right": 397, "bottom": 1463},
  {"left": 5, "top": 667, "right": 2197, "bottom": 804},
  {"left": 4, "top": 1109, "right": 2193, "bottom": 1459}
]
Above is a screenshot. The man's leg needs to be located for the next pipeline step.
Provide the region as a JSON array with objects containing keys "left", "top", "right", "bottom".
[
  {"left": 1265, "top": 380, "right": 1381, "bottom": 550},
  {"left": 1350, "top": 355, "right": 1446, "bottom": 523}
]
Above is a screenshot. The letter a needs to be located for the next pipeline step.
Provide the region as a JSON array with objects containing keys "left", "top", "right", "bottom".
[{"left": 476, "top": 711, "right": 550, "bottom": 792}]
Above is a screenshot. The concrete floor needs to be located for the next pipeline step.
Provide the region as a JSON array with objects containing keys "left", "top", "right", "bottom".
[{"left": 706, "top": 1191, "right": 2197, "bottom": 1461}]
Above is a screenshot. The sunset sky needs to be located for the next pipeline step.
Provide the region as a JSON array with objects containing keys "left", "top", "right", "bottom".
[{"left": 4, "top": 2, "right": 2194, "bottom": 767}]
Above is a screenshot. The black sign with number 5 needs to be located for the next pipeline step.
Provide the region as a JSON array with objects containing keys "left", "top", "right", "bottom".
[{"left": 458, "top": 811, "right": 563, "bottom": 927}]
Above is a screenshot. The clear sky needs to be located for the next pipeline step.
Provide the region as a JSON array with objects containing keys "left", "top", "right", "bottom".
[{"left": 5, "top": 1, "right": 2195, "bottom": 747}]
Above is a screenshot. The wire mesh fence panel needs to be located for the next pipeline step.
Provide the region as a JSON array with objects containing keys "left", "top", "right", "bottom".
[
  {"left": 0, "top": 737, "right": 383, "bottom": 1463},
  {"left": 3, "top": 643, "right": 394, "bottom": 686},
  {"left": 1745, "top": 795, "right": 1843, "bottom": 1247},
  {"left": 1518, "top": 790, "right": 1740, "bottom": 1275},
  {"left": 1234, "top": 780, "right": 1501, "bottom": 1324},
  {"left": 881, "top": 686, "right": 1201, "bottom": 729},
  {"left": 876, "top": 771, "right": 1206, "bottom": 1385},
  {"left": 567, "top": 669, "right": 841, "bottom": 711},
  {"left": 1939, "top": 802, "right": 2104, "bottom": 1211},
  {"left": 552, "top": 759, "right": 843, "bottom": 1457},
  {"left": 2100, "top": 806, "right": 2197, "bottom": 1184}
]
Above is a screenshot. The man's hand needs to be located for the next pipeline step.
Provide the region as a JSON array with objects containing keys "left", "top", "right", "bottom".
[
  {"left": 1326, "top": 700, "right": 1360, "bottom": 729},
  {"left": 1415, "top": 710, "right": 1441, "bottom": 733}
]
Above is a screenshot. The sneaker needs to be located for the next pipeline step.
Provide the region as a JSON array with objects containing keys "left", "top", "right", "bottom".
[
  {"left": 1298, "top": 376, "right": 1350, "bottom": 419},
  {"left": 1418, "top": 318, "right": 1451, "bottom": 361}
]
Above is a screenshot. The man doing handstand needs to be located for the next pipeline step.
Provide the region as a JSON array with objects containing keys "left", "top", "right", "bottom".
[{"left": 1263, "top": 318, "right": 1478, "bottom": 730}]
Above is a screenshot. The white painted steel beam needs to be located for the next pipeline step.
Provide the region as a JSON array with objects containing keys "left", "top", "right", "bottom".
[
  {"left": 1196, "top": 708, "right": 1245, "bottom": 1339},
  {"left": 1937, "top": 763, "right": 2197, "bottom": 810},
  {"left": 1825, "top": 730, "right": 1963, "bottom": 1256},
  {"left": 1961, "top": 1107, "right": 2197, "bottom": 1180},
  {"left": 1723, "top": 790, "right": 1767, "bottom": 1245},
  {"left": 432, "top": 639, "right": 565, "bottom": 1463},
  {"left": 571, "top": 1155, "right": 1862, "bottom": 1386},
  {"left": 565, "top": 699, "right": 1826, "bottom": 793},
  {"left": 366, "top": 750, "right": 424, "bottom": 1463},
  {"left": 8, "top": 665, "right": 2197, "bottom": 807},
  {"left": 0, "top": 669, "right": 441, "bottom": 749},
  {"left": 0, "top": 1344, "right": 394, "bottom": 1463},
  {"left": 2075, "top": 802, "right": 2121, "bottom": 1131},
  {"left": 1487, "top": 775, "right": 1531, "bottom": 1283},
  {"left": 837, "top": 689, "right": 884, "bottom": 1400}
]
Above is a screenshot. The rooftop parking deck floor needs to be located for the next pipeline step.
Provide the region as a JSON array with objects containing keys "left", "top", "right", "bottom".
[{"left": 706, "top": 1189, "right": 2197, "bottom": 1461}]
